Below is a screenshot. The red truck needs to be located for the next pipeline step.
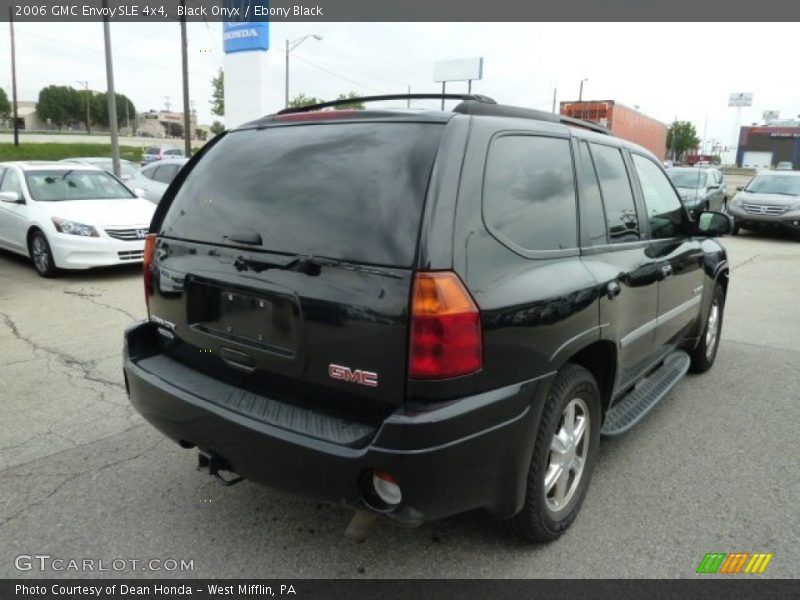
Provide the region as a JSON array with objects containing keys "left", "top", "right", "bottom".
[{"left": 560, "top": 100, "right": 668, "bottom": 159}]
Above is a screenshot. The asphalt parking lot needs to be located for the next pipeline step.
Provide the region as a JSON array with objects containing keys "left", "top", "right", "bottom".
[{"left": 1, "top": 227, "right": 798, "bottom": 579}]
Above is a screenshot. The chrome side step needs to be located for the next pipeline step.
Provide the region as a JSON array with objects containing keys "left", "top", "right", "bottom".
[{"left": 600, "top": 350, "right": 690, "bottom": 438}]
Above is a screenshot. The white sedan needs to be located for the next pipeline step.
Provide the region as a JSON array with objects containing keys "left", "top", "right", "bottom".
[{"left": 0, "top": 162, "right": 155, "bottom": 277}]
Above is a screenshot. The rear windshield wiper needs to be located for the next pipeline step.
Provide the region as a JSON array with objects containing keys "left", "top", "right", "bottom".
[{"left": 233, "top": 254, "right": 401, "bottom": 279}]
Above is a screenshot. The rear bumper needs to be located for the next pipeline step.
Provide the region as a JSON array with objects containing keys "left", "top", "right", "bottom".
[{"left": 124, "top": 321, "right": 551, "bottom": 523}]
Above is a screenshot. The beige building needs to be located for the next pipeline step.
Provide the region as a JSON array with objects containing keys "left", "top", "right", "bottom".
[
  {"left": 1, "top": 101, "right": 47, "bottom": 131},
  {"left": 136, "top": 110, "right": 198, "bottom": 139}
]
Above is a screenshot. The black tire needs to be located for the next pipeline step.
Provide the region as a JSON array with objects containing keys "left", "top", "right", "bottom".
[
  {"left": 507, "top": 364, "right": 601, "bottom": 543},
  {"left": 689, "top": 283, "right": 725, "bottom": 373},
  {"left": 731, "top": 222, "right": 741, "bottom": 235},
  {"left": 29, "top": 230, "right": 58, "bottom": 278}
]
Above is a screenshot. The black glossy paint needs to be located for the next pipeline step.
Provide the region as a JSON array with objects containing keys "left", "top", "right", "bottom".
[{"left": 126, "top": 110, "right": 729, "bottom": 525}]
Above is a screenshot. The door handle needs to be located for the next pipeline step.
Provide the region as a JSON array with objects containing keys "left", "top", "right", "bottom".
[
  {"left": 661, "top": 264, "right": 673, "bottom": 279},
  {"left": 606, "top": 281, "right": 621, "bottom": 300}
]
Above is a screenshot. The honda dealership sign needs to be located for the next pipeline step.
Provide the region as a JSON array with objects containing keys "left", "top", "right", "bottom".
[
  {"left": 223, "top": 21, "right": 269, "bottom": 53},
  {"left": 223, "top": 0, "right": 269, "bottom": 54}
]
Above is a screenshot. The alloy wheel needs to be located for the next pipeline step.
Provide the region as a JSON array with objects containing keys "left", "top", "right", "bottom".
[
  {"left": 544, "top": 397, "right": 590, "bottom": 513},
  {"left": 705, "top": 300, "right": 720, "bottom": 361},
  {"left": 32, "top": 235, "right": 51, "bottom": 274}
]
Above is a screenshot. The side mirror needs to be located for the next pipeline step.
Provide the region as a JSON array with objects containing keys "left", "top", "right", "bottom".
[
  {"left": 736, "top": 185, "right": 744, "bottom": 191},
  {"left": 134, "top": 188, "right": 147, "bottom": 198},
  {"left": 697, "top": 210, "right": 732, "bottom": 237},
  {"left": 0, "top": 191, "right": 23, "bottom": 204}
]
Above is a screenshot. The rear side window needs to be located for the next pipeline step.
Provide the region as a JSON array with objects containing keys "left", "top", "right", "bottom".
[
  {"left": 141, "top": 166, "right": 158, "bottom": 180},
  {"left": 631, "top": 154, "right": 684, "bottom": 239},
  {"left": 164, "top": 149, "right": 183, "bottom": 156},
  {"left": 144, "top": 147, "right": 159, "bottom": 155},
  {"left": 576, "top": 141, "right": 608, "bottom": 246},
  {"left": 153, "top": 163, "right": 180, "bottom": 184},
  {"left": 590, "top": 144, "right": 640, "bottom": 243},
  {"left": 483, "top": 135, "right": 577, "bottom": 252},
  {"left": 160, "top": 123, "right": 444, "bottom": 267}
]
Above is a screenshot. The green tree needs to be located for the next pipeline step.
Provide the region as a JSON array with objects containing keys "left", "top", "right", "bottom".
[
  {"left": 288, "top": 93, "right": 324, "bottom": 109},
  {"left": 210, "top": 68, "right": 224, "bottom": 117},
  {"left": 334, "top": 91, "right": 365, "bottom": 110},
  {"left": 210, "top": 120, "right": 225, "bottom": 135},
  {"left": 195, "top": 128, "right": 207, "bottom": 141},
  {"left": 0, "top": 87, "right": 10, "bottom": 120},
  {"left": 667, "top": 121, "right": 701, "bottom": 160},
  {"left": 37, "top": 85, "right": 81, "bottom": 129},
  {"left": 90, "top": 92, "right": 136, "bottom": 129}
]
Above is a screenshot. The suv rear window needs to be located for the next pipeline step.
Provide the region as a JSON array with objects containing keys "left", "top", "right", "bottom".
[
  {"left": 144, "top": 147, "right": 160, "bottom": 155},
  {"left": 160, "top": 122, "right": 444, "bottom": 266}
]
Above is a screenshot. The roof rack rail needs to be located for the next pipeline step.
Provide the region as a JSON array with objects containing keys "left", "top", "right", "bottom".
[
  {"left": 276, "top": 93, "right": 497, "bottom": 115},
  {"left": 452, "top": 100, "right": 612, "bottom": 136}
]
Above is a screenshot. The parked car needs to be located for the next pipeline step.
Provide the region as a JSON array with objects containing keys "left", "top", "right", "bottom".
[
  {"left": 60, "top": 157, "right": 138, "bottom": 181},
  {"left": 776, "top": 161, "right": 793, "bottom": 171},
  {"left": 141, "top": 145, "right": 184, "bottom": 165},
  {"left": 127, "top": 158, "right": 189, "bottom": 204},
  {"left": 667, "top": 166, "right": 727, "bottom": 215},
  {"left": 0, "top": 162, "right": 155, "bottom": 277},
  {"left": 124, "top": 95, "right": 730, "bottom": 543},
  {"left": 727, "top": 171, "right": 800, "bottom": 236}
]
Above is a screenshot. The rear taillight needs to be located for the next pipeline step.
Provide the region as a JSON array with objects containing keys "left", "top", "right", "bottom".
[
  {"left": 408, "top": 272, "right": 482, "bottom": 379},
  {"left": 143, "top": 233, "right": 156, "bottom": 312}
]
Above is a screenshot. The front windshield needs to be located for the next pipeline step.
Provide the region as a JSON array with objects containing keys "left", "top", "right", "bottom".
[
  {"left": 746, "top": 175, "right": 800, "bottom": 196},
  {"left": 25, "top": 170, "right": 135, "bottom": 202},
  {"left": 668, "top": 170, "right": 707, "bottom": 188}
]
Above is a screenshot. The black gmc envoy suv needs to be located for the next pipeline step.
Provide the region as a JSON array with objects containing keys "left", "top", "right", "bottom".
[{"left": 124, "top": 94, "right": 731, "bottom": 542}]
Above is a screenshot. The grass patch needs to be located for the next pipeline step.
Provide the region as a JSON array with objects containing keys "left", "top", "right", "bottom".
[{"left": 0, "top": 143, "right": 144, "bottom": 162}]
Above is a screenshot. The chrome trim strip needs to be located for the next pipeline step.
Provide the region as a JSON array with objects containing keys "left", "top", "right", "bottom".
[
  {"left": 620, "top": 295, "right": 702, "bottom": 349},
  {"left": 549, "top": 325, "right": 601, "bottom": 362}
]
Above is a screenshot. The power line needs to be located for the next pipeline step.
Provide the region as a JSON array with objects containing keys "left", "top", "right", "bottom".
[{"left": 290, "top": 52, "right": 388, "bottom": 95}]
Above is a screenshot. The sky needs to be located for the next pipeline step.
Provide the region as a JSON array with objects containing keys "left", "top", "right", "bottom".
[{"left": 0, "top": 22, "right": 797, "bottom": 160}]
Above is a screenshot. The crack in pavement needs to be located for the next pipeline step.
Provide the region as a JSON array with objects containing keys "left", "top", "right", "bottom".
[
  {"left": 0, "top": 433, "right": 160, "bottom": 527},
  {"left": 2, "top": 312, "right": 125, "bottom": 392},
  {"left": 63, "top": 289, "right": 140, "bottom": 322},
  {"left": 731, "top": 253, "right": 761, "bottom": 271}
]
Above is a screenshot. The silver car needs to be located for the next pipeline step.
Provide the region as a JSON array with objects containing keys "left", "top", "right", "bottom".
[
  {"left": 141, "top": 145, "right": 184, "bottom": 166},
  {"left": 127, "top": 158, "right": 189, "bottom": 204},
  {"left": 667, "top": 167, "right": 727, "bottom": 215},
  {"left": 727, "top": 171, "right": 800, "bottom": 236}
]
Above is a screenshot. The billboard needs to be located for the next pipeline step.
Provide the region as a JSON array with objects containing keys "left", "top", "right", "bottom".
[
  {"left": 223, "top": 0, "right": 269, "bottom": 54},
  {"left": 434, "top": 57, "right": 484, "bottom": 82},
  {"left": 762, "top": 110, "right": 780, "bottom": 122},
  {"left": 728, "top": 92, "right": 753, "bottom": 107}
]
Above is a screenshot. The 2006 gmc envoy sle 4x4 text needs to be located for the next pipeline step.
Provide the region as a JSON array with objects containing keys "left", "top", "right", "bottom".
[{"left": 124, "top": 94, "right": 731, "bottom": 543}]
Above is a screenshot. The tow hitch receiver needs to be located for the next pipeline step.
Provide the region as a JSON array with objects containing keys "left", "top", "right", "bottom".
[{"left": 197, "top": 450, "right": 244, "bottom": 487}]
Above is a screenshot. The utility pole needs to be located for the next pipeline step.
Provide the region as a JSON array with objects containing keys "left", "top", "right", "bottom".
[
  {"left": 164, "top": 96, "right": 172, "bottom": 111},
  {"left": 180, "top": 0, "right": 191, "bottom": 156},
  {"left": 552, "top": 87, "right": 557, "bottom": 113},
  {"left": 102, "top": 0, "right": 120, "bottom": 178},
  {"left": 284, "top": 34, "right": 323, "bottom": 108},
  {"left": 9, "top": 7, "right": 20, "bottom": 146},
  {"left": 407, "top": 85, "right": 411, "bottom": 108},
  {"left": 77, "top": 80, "right": 91, "bottom": 134}
]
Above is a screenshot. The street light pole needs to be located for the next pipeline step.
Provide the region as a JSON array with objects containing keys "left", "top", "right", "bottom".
[
  {"left": 101, "top": 0, "right": 120, "bottom": 178},
  {"left": 578, "top": 78, "right": 588, "bottom": 120},
  {"left": 77, "top": 80, "right": 91, "bottom": 134},
  {"left": 8, "top": 7, "right": 19, "bottom": 146},
  {"left": 284, "top": 34, "right": 322, "bottom": 108},
  {"left": 180, "top": 0, "right": 191, "bottom": 156}
]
